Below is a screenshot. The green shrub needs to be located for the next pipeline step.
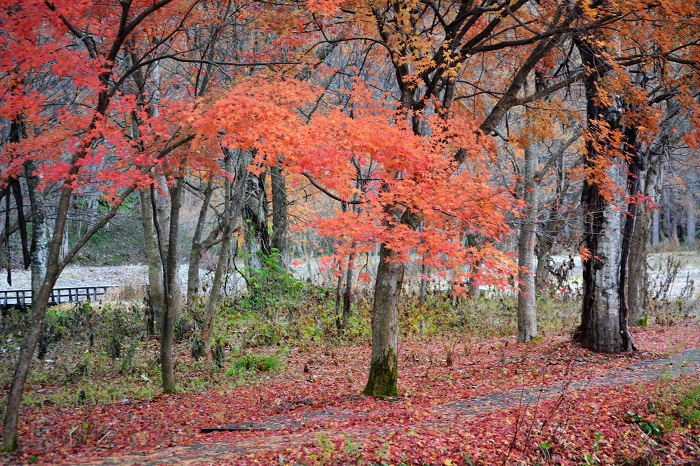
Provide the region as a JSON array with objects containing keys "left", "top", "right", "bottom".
[
  {"left": 678, "top": 385, "right": 700, "bottom": 427},
  {"left": 226, "top": 353, "right": 283, "bottom": 377}
]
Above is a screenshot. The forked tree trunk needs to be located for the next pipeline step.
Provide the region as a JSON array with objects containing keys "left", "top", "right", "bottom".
[
  {"left": 629, "top": 98, "right": 681, "bottom": 324},
  {"left": 363, "top": 243, "right": 403, "bottom": 397},
  {"left": 140, "top": 189, "right": 165, "bottom": 333},
  {"left": 186, "top": 180, "right": 215, "bottom": 303},
  {"left": 200, "top": 151, "right": 247, "bottom": 351},
  {"left": 517, "top": 144, "right": 538, "bottom": 342}
]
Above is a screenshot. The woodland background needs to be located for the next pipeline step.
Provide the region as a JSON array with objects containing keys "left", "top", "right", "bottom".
[{"left": 1, "top": 0, "right": 700, "bottom": 463}]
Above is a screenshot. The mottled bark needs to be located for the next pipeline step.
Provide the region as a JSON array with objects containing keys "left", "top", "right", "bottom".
[
  {"left": 270, "top": 163, "right": 288, "bottom": 263},
  {"left": 575, "top": 39, "right": 622, "bottom": 353},
  {"left": 628, "top": 199, "right": 649, "bottom": 326},
  {"left": 687, "top": 194, "right": 696, "bottom": 248},
  {"left": 186, "top": 180, "right": 215, "bottom": 304},
  {"left": 243, "top": 172, "right": 271, "bottom": 273},
  {"left": 517, "top": 143, "right": 538, "bottom": 342},
  {"left": 2, "top": 153, "right": 50, "bottom": 453},
  {"left": 160, "top": 176, "right": 183, "bottom": 394},
  {"left": 618, "top": 126, "right": 640, "bottom": 351},
  {"left": 140, "top": 189, "right": 165, "bottom": 334},
  {"left": 200, "top": 151, "right": 248, "bottom": 352},
  {"left": 652, "top": 209, "right": 660, "bottom": 246},
  {"left": 629, "top": 98, "right": 681, "bottom": 324},
  {"left": 363, "top": 244, "right": 403, "bottom": 397}
]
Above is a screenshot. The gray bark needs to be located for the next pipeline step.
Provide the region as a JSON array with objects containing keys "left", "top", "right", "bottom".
[
  {"left": 363, "top": 244, "right": 402, "bottom": 396},
  {"left": 200, "top": 151, "right": 248, "bottom": 351},
  {"left": 186, "top": 180, "right": 215, "bottom": 303},
  {"left": 270, "top": 163, "right": 288, "bottom": 264},
  {"left": 687, "top": 194, "right": 696, "bottom": 249},
  {"left": 629, "top": 98, "right": 684, "bottom": 324},
  {"left": 160, "top": 176, "right": 183, "bottom": 394},
  {"left": 575, "top": 38, "right": 623, "bottom": 353},
  {"left": 628, "top": 128, "right": 665, "bottom": 325},
  {"left": 140, "top": 189, "right": 165, "bottom": 333},
  {"left": 24, "top": 161, "right": 48, "bottom": 296},
  {"left": 517, "top": 143, "right": 538, "bottom": 342},
  {"left": 628, "top": 188, "right": 649, "bottom": 326},
  {"left": 652, "top": 209, "right": 660, "bottom": 246},
  {"left": 242, "top": 172, "right": 270, "bottom": 274}
]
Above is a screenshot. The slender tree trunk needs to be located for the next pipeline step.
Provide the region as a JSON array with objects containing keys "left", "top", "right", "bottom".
[
  {"left": 140, "top": 189, "right": 165, "bottom": 334},
  {"left": 200, "top": 151, "right": 247, "bottom": 351},
  {"left": 662, "top": 188, "right": 675, "bottom": 243},
  {"left": 1, "top": 126, "right": 50, "bottom": 451},
  {"left": 186, "top": 180, "right": 215, "bottom": 303},
  {"left": 628, "top": 195, "right": 649, "bottom": 326},
  {"left": 3, "top": 172, "right": 71, "bottom": 451},
  {"left": 687, "top": 194, "right": 696, "bottom": 249},
  {"left": 342, "top": 251, "right": 355, "bottom": 328},
  {"left": 517, "top": 143, "right": 538, "bottom": 342},
  {"left": 363, "top": 243, "right": 403, "bottom": 397},
  {"left": 618, "top": 126, "right": 640, "bottom": 351},
  {"left": 652, "top": 209, "right": 660, "bottom": 246},
  {"left": 270, "top": 163, "right": 288, "bottom": 264},
  {"left": 629, "top": 123, "right": 665, "bottom": 325},
  {"left": 160, "top": 176, "right": 183, "bottom": 394}
]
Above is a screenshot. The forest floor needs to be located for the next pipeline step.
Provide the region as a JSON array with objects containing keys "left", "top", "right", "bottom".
[{"left": 1, "top": 322, "right": 700, "bottom": 465}]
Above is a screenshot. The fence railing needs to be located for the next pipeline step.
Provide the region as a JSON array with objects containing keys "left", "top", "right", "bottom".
[{"left": 0, "top": 285, "right": 112, "bottom": 309}]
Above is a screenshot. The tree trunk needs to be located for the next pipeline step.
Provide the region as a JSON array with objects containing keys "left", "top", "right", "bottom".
[
  {"left": 1, "top": 145, "right": 50, "bottom": 454},
  {"left": 363, "top": 243, "right": 403, "bottom": 397},
  {"left": 186, "top": 180, "right": 215, "bottom": 304},
  {"left": 342, "top": 251, "right": 355, "bottom": 329},
  {"left": 200, "top": 151, "right": 247, "bottom": 351},
  {"left": 618, "top": 126, "right": 640, "bottom": 351},
  {"left": 270, "top": 163, "right": 288, "bottom": 264},
  {"left": 628, "top": 197, "right": 649, "bottom": 326},
  {"left": 243, "top": 172, "right": 271, "bottom": 274},
  {"left": 517, "top": 143, "right": 538, "bottom": 342},
  {"left": 140, "top": 189, "right": 165, "bottom": 334},
  {"left": 628, "top": 129, "right": 664, "bottom": 325},
  {"left": 160, "top": 176, "right": 183, "bottom": 394},
  {"left": 652, "top": 209, "right": 660, "bottom": 246},
  {"left": 575, "top": 39, "right": 622, "bottom": 353},
  {"left": 687, "top": 193, "right": 696, "bottom": 249},
  {"left": 3, "top": 169, "right": 72, "bottom": 450}
]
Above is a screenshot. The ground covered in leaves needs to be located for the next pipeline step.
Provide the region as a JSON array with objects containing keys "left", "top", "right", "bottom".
[{"left": 2, "top": 319, "right": 700, "bottom": 465}]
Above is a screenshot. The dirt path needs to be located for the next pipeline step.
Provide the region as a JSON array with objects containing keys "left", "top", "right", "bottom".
[{"left": 81, "top": 348, "right": 700, "bottom": 465}]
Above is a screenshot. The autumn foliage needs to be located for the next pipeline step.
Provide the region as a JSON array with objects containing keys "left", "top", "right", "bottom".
[{"left": 2, "top": 0, "right": 700, "bottom": 459}]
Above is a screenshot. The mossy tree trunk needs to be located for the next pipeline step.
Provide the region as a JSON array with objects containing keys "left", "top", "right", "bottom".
[{"left": 363, "top": 243, "right": 403, "bottom": 397}]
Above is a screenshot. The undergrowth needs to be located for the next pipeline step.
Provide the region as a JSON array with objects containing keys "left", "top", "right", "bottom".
[{"left": 0, "top": 264, "right": 586, "bottom": 411}]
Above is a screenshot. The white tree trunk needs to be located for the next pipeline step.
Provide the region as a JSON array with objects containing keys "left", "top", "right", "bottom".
[{"left": 517, "top": 144, "right": 538, "bottom": 342}]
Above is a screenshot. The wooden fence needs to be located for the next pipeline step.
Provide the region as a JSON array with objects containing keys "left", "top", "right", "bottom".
[{"left": 0, "top": 285, "right": 112, "bottom": 309}]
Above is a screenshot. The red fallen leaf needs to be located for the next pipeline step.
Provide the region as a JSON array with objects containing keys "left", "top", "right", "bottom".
[{"left": 5, "top": 323, "right": 700, "bottom": 464}]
